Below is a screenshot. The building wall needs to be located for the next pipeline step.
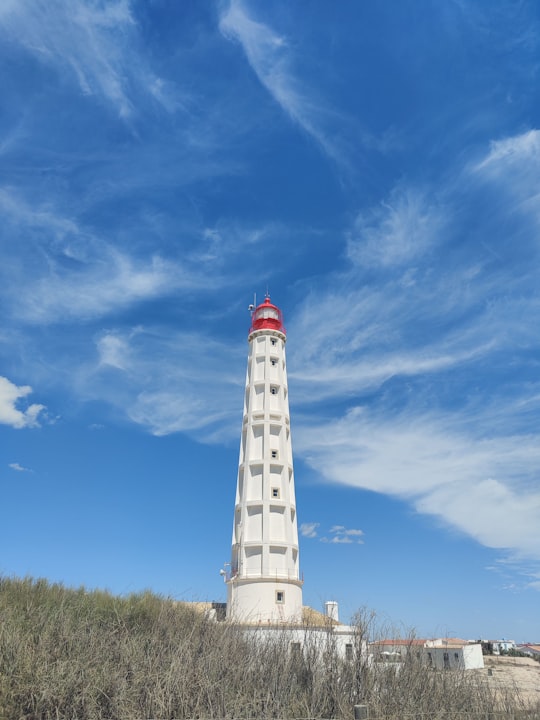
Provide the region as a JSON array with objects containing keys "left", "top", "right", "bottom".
[
  {"left": 241, "top": 623, "right": 363, "bottom": 660},
  {"left": 425, "top": 644, "right": 484, "bottom": 670},
  {"left": 370, "top": 641, "right": 484, "bottom": 671},
  {"left": 227, "top": 579, "right": 303, "bottom": 624}
]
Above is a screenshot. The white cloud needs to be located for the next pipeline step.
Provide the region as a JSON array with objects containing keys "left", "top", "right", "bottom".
[
  {"left": 0, "top": 190, "right": 207, "bottom": 324},
  {"left": 321, "top": 526, "right": 365, "bottom": 544},
  {"left": 474, "top": 129, "right": 540, "bottom": 173},
  {"left": 97, "top": 333, "right": 132, "bottom": 371},
  {"left": 86, "top": 328, "right": 244, "bottom": 438},
  {"left": 9, "top": 462, "right": 31, "bottom": 472},
  {"left": 0, "top": 0, "right": 174, "bottom": 118},
  {"left": 347, "top": 189, "right": 444, "bottom": 269},
  {"left": 287, "top": 274, "right": 497, "bottom": 407},
  {"left": 321, "top": 535, "right": 353, "bottom": 544},
  {"left": 286, "top": 176, "right": 540, "bottom": 413},
  {"left": 19, "top": 251, "right": 182, "bottom": 324},
  {"left": 471, "top": 129, "right": 540, "bottom": 223},
  {"left": 330, "top": 525, "right": 364, "bottom": 538},
  {"left": 1, "top": 191, "right": 283, "bottom": 326},
  {"left": 219, "top": 0, "right": 346, "bottom": 165},
  {"left": 283, "top": 167, "right": 540, "bottom": 584},
  {"left": 294, "top": 407, "right": 540, "bottom": 569},
  {"left": 128, "top": 389, "right": 234, "bottom": 437},
  {"left": 300, "top": 522, "right": 320, "bottom": 538},
  {"left": 290, "top": 341, "right": 493, "bottom": 406},
  {"left": 0, "top": 188, "right": 80, "bottom": 240},
  {"left": 0, "top": 376, "right": 46, "bottom": 429},
  {"left": 301, "top": 523, "right": 364, "bottom": 544}
]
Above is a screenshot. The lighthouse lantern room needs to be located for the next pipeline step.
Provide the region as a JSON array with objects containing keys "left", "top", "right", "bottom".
[{"left": 226, "top": 296, "right": 303, "bottom": 623}]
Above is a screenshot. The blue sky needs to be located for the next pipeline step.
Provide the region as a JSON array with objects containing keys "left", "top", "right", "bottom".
[{"left": 1, "top": 0, "right": 540, "bottom": 642}]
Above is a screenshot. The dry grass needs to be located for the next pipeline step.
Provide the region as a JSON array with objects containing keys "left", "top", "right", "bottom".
[{"left": 0, "top": 577, "right": 535, "bottom": 719}]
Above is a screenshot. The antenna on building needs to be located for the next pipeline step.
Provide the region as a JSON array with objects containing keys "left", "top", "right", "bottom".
[{"left": 248, "top": 293, "right": 256, "bottom": 315}]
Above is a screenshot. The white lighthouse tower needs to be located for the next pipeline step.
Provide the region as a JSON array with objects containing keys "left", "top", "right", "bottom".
[{"left": 226, "top": 295, "right": 303, "bottom": 623}]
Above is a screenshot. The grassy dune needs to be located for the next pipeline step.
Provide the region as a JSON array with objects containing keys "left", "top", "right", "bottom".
[{"left": 0, "top": 576, "right": 531, "bottom": 719}]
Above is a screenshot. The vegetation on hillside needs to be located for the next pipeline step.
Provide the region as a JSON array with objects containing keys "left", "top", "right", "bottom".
[{"left": 0, "top": 576, "right": 532, "bottom": 719}]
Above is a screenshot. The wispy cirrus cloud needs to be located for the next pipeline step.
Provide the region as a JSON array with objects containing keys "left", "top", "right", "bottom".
[
  {"left": 18, "top": 251, "right": 183, "bottom": 324},
  {"left": 471, "top": 128, "right": 540, "bottom": 226},
  {"left": 473, "top": 129, "right": 540, "bottom": 175},
  {"left": 0, "top": 189, "right": 221, "bottom": 324},
  {"left": 87, "top": 328, "right": 244, "bottom": 438},
  {"left": 219, "top": 0, "right": 349, "bottom": 166},
  {"left": 287, "top": 274, "right": 500, "bottom": 409},
  {"left": 286, "top": 147, "right": 540, "bottom": 584},
  {"left": 1, "top": 189, "right": 309, "bottom": 327},
  {"left": 0, "top": 0, "right": 175, "bottom": 118},
  {"left": 288, "top": 158, "right": 540, "bottom": 405},
  {"left": 347, "top": 188, "right": 445, "bottom": 269},
  {"left": 0, "top": 376, "right": 46, "bottom": 429}
]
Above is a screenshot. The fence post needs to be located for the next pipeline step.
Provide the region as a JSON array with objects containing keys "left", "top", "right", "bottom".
[{"left": 354, "top": 704, "right": 369, "bottom": 720}]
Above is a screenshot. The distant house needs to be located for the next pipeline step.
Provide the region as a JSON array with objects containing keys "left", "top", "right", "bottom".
[
  {"left": 479, "top": 639, "right": 516, "bottom": 655},
  {"left": 516, "top": 644, "right": 540, "bottom": 657},
  {"left": 496, "top": 639, "right": 516, "bottom": 653},
  {"left": 425, "top": 639, "right": 484, "bottom": 670},
  {"left": 370, "top": 638, "right": 484, "bottom": 671}
]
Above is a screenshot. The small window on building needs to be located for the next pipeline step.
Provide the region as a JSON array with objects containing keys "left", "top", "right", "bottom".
[
  {"left": 443, "top": 652, "right": 450, "bottom": 669},
  {"left": 270, "top": 386, "right": 278, "bottom": 395},
  {"left": 272, "top": 487, "right": 280, "bottom": 498},
  {"left": 276, "top": 591, "right": 285, "bottom": 604},
  {"left": 345, "top": 644, "right": 353, "bottom": 661},
  {"left": 290, "top": 641, "right": 301, "bottom": 656},
  {"left": 271, "top": 450, "right": 278, "bottom": 459},
  {"left": 427, "top": 652, "right": 433, "bottom": 667},
  {"left": 454, "top": 652, "right": 459, "bottom": 661},
  {"left": 271, "top": 358, "right": 277, "bottom": 366},
  {"left": 271, "top": 339, "right": 277, "bottom": 346}
]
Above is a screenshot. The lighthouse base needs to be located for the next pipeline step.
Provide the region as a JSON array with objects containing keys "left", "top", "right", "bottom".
[{"left": 226, "top": 577, "right": 303, "bottom": 624}]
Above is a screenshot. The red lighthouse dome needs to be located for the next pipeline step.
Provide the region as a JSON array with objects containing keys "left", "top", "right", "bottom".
[{"left": 249, "top": 296, "right": 286, "bottom": 336}]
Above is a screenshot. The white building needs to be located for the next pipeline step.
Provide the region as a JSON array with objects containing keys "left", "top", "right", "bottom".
[
  {"left": 370, "top": 638, "right": 484, "bottom": 670},
  {"left": 225, "top": 296, "right": 303, "bottom": 624},
  {"left": 487, "top": 639, "right": 516, "bottom": 654},
  {"left": 424, "top": 640, "right": 484, "bottom": 670}
]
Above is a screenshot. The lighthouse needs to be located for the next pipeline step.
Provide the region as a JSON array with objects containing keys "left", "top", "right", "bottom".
[{"left": 226, "top": 295, "right": 303, "bottom": 623}]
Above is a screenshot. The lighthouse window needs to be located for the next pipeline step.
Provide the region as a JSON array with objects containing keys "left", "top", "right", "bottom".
[
  {"left": 276, "top": 591, "right": 285, "bottom": 604},
  {"left": 256, "top": 307, "right": 278, "bottom": 320},
  {"left": 270, "top": 358, "right": 277, "bottom": 366},
  {"left": 271, "top": 450, "right": 278, "bottom": 459},
  {"left": 271, "top": 339, "right": 277, "bottom": 346},
  {"left": 272, "top": 487, "right": 280, "bottom": 498},
  {"left": 270, "top": 386, "right": 278, "bottom": 395}
]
